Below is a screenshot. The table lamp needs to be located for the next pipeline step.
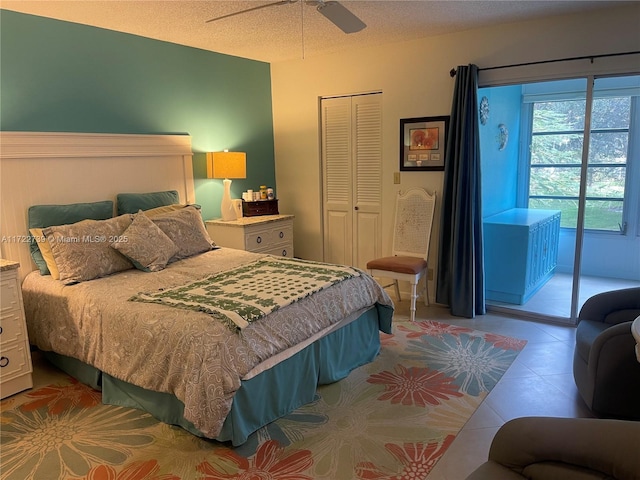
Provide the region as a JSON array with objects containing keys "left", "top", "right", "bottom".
[{"left": 207, "top": 151, "right": 246, "bottom": 221}]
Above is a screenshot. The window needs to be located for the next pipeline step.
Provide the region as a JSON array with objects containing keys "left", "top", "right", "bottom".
[{"left": 528, "top": 95, "right": 633, "bottom": 232}]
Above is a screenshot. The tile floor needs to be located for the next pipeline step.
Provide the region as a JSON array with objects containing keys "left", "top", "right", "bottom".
[
  {"left": 487, "top": 272, "right": 639, "bottom": 321},
  {"left": 388, "top": 301, "right": 594, "bottom": 480}
]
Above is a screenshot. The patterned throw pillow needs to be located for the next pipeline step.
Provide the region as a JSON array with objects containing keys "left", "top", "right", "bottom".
[
  {"left": 150, "top": 206, "right": 214, "bottom": 261},
  {"left": 27, "top": 200, "right": 114, "bottom": 275},
  {"left": 44, "top": 214, "right": 134, "bottom": 284},
  {"left": 111, "top": 211, "right": 178, "bottom": 272}
]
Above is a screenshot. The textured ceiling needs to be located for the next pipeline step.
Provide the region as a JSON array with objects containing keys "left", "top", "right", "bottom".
[{"left": 1, "top": 1, "right": 631, "bottom": 63}]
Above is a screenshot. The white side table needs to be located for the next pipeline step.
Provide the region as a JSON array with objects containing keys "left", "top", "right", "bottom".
[
  {"left": 206, "top": 214, "right": 294, "bottom": 258},
  {"left": 0, "top": 259, "right": 33, "bottom": 399}
]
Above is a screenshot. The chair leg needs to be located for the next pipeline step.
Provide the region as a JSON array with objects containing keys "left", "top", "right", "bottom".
[
  {"left": 410, "top": 281, "right": 418, "bottom": 322},
  {"left": 424, "top": 276, "right": 430, "bottom": 306},
  {"left": 393, "top": 280, "right": 401, "bottom": 302}
]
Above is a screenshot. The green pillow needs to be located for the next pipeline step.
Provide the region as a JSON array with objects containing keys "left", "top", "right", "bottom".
[
  {"left": 28, "top": 201, "right": 114, "bottom": 275},
  {"left": 116, "top": 190, "right": 180, "bottom": 215}
]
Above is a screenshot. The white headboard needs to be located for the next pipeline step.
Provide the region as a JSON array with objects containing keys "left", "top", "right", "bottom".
[{"left": 0, "top": 132, "right": 195, "bottom": 280}]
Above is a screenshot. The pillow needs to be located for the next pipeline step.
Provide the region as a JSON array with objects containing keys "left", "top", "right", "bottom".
[
  {"left": 143, "top": 203, "right": 191, "bottom": 217},
  {"left": 151, "top": 206, "right": 214, "bottom": 261},
  {"left": 44, "top": 214, "right": 134, "bottom": 284},
  {"left": 116, "top": 190, "right": 180, "bottom": 215},
  {"left": 28, "top": 200, "right": 114, "bottom": 275},
  {"left": 28, "top": 228, "right": 61, "bottom": 280},
  {"left": 111, "top": 211, "right": 178, "bottom": 272}
]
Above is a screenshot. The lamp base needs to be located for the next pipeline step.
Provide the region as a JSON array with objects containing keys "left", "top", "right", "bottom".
[{"left": 220, "top": 178, "right": 237, "bottom": 221}]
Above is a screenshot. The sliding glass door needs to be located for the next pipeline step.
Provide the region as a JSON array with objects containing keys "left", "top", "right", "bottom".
[
  {"left": 575, "top": 76, "right": 640, "bottom": 319},
  {"left": 480, "top": 74, "right": 640, "bottom": 324}
]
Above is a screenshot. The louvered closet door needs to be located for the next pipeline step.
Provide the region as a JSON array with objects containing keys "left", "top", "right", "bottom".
[{"left": 321, "top": 93, "right": 382, "bottom": 269}]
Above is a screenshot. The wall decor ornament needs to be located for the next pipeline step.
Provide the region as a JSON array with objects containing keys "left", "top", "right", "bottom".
[
  {"left": 399, "top": 116, "right": 449, "bottom": 171},
  {"left": 498, "top": 123, "right": 509, "bottom": 150},
  {"left": 480, "top": 96, "right": 489, "bottom": 125}
]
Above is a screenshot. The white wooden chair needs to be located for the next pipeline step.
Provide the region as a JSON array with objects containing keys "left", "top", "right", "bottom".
[{"left": 366, "top": 188, "right": 436, "bottom": 321}]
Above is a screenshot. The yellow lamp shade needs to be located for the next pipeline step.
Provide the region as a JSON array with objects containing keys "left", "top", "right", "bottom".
[{"left": 206, "top": 151, "right": 247, "bottom": 179}]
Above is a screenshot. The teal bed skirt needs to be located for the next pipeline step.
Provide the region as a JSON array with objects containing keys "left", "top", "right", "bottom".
[{"left": 43, "top": 303, "right": 393, "bottom": 446}]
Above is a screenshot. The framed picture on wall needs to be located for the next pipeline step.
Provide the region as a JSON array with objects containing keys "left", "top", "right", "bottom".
[{"left": 399, "top": 116, "right": 449, "bottom": 171}]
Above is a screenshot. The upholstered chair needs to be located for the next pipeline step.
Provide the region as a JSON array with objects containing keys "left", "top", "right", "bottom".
[
  {"left": 573, "top": 287, "right": 640, "bottom": 420},
  {"left": 466, "top": 417, "right": 640, "bottom": 479},
  {"left": 366, "top": 188, "right": 436, "bottom": 322}
]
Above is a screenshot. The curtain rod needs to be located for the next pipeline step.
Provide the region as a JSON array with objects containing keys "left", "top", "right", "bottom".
[{"left": 449, "top": 50, "right": 640, "bottom": 77}]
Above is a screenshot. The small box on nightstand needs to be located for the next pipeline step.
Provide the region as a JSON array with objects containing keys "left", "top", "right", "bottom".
[{"left": 242, "top": 199, "right": 279, "bottom": 217}]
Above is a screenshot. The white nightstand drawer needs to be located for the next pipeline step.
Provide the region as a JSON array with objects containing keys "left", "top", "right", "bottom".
[
  {"left": 271, "top": 225, "right": 293, "bottom": 245},
  {"left": 245, "top": 224, "right": 293, "bottom": 251},
  {"left": 0, "top": 307, "right": 28, "bottom": 346},
  {"left": 0, "top": 341, "right": 30, "bottom": 380},
  {"left": 1, "top": 276, "right": 21, "bottom": 316},
  {"left": 262, "top": 245, "right": 294, "bottom": 258},
  {"left": 245, "top": 228, "right": 274, "bottom": 250},
  {"left": 1, "top": 276, "right": 26, "bottom": 346}
]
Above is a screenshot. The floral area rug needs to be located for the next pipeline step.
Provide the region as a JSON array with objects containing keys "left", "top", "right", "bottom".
[{"left": 0, "top": 321, "right": 526, "bottom": 480}]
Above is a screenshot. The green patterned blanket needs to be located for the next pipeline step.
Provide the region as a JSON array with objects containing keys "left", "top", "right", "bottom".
[{"left": 130, "top": 256, "right": 360, "bottom": 331}]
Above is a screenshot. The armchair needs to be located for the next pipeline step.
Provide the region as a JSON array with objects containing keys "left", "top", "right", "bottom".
[
  {"left": 573, "top": 287, "right": 640, "bottom": 419},
  {"left": 466, "top": 417, "right": 640, "bottom": 480}
]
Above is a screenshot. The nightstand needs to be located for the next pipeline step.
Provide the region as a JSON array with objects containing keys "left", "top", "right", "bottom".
[
  {"left": 206, "top": 214, "right": 294, "bottom": 257},
  {"left": 0, "top": 260, "right": 33, "bottom": 399}
]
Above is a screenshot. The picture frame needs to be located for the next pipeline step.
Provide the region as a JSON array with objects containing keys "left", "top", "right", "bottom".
[{"left": 399, "top": 116, "right": 449, "bottom": 171}]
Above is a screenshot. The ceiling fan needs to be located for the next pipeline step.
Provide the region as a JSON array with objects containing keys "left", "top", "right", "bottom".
[{"left": 205, "top": 0, "right": 366, "bottom": 34}]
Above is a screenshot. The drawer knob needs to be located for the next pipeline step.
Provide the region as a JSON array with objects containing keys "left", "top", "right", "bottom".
[
  {"left": 279, "top": 231, "right": 284, "bottom": 239},
  {"left": 282, "top": 249, "right": 287, "bottom": 257},
  {"left": 0, "top": 326, "right": 3, "bottom": 335},
  {"left": 0, "top": 356, "right": 9, "bottom": 368},
  {"left": 256, "top": 236, "right": 262, "bottom": 244}
]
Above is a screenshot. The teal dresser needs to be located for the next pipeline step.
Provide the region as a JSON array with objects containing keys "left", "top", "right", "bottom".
[{"left": 484, "top": 208, "right": 561, "bottom": 305}]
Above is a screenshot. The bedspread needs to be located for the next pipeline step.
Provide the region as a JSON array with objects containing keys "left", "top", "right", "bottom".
[{"left": 21, "top": 248, "right": 393, "bottom": 438}]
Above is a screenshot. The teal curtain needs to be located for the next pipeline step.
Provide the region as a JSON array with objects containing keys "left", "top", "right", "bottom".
[{"left": 436, "top": 64, "right": 485, "bottom": 317}]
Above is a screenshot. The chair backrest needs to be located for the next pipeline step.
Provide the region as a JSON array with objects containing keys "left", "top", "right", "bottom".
[{"left": 392, "top": 188, "right": 436, "bottom": 260}]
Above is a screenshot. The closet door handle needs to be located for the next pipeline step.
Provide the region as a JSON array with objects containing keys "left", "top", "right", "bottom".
[
  {"left": 354, "top": 206, "right": 359, "bottom": 211},
  {"left": 0, "top": 357, "right": 9, "bottom": 368}
]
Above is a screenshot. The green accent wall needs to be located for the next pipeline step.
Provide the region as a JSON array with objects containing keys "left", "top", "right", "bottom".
[{"left": 0, "top": 10, "right": 275, "bottom": 220}]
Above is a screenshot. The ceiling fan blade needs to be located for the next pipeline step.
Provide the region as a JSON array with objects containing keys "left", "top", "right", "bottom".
[
  {"left": 206, "top": 0, "right": 297, "bottom": 24},
  {"left": 315, "top": 1, "right": 366, "bottom": 34}
]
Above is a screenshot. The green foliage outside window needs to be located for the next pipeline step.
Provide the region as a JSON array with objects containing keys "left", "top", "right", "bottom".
[{"left": 530, "top": 97, "right": 629, "bottom": 231}]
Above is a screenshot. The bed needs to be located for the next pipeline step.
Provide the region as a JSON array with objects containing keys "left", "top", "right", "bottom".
[{"left": 0, "top": 132, "right": 394, "bottom": 446}]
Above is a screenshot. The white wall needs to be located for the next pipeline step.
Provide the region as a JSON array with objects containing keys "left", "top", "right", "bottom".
[{"left": 271, "top": 4, "right": 640, "bottom": 287}]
